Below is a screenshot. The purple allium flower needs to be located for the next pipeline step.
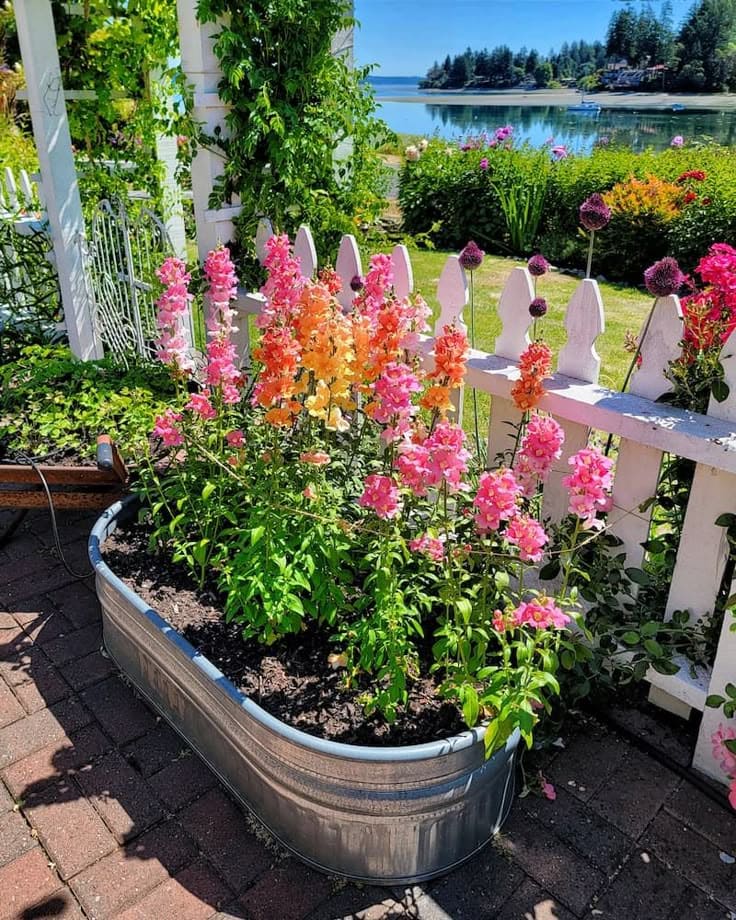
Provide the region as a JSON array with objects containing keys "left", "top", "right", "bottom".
[
  {"left": 579, "top": 193, "right": 611, "bottom": 232},
  {"left": 644, "top": 257, "right": 684, "bottom": 298},
  {"left": 459, "top": 240, "right": 484, "bottom": 271},
  {"left": 527, "top": 254, "right": 550, "bottom": 277},
  {"left": 479, "top": 157, "right": 489, "bottom": 171},
  {"left": 671, "top": 135, "right": 684, "bottom": 148},
  {"left": 551, "top": 145, "right": 569, "bottom": 160},
  {"left": 350, "top": 274, "right": 364, "bottom": 292},
  {"left": 529, "top": 297, "right": 548, "bottom": 318},
  {"left": 597, "top": 135, "right": 610, "bottom": 147}
]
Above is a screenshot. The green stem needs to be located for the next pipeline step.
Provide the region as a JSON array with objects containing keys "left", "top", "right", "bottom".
[
  {"left": 605, "top": 296, "right": 657, "bottom": 455},
  {"left": 559, "top": 518, "right": 582, "bottom": 603},
  {"left": 469, "top": 271, "right": 482, "bottom": 461},
  {"left": 586, "top": 230, "right": 595, "bottom": 279}
]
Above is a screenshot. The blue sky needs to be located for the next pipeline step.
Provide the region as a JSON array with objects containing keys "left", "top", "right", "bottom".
[{"left": 354, "top": 0, "right": 693, "bottom": 76}]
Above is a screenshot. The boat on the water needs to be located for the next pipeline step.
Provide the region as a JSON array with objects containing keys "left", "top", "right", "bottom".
[
  {"left": 568, "top": 100, "right": 602, "bottom": 114},
  {"left": 671, "top": 103, "right": 686, "bottom": 112}
]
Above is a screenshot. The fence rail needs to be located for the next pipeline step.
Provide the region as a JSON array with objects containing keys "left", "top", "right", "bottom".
[{"left": 233, "top": 220, "right": 736, "bottom": 790}]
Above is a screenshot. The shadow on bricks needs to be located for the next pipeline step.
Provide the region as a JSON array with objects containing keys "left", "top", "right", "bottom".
[{"left": 0, "top": 512, "right": 258, "bottom": 920}]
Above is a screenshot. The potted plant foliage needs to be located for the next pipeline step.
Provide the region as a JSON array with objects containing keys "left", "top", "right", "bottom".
[{"left": 90, "top": 240, "right": 614, "bottom": 883}]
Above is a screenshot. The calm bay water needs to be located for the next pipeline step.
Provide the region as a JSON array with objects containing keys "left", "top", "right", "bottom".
[{"left": 368, "top": 77, "right": 736, "bottom": 153}]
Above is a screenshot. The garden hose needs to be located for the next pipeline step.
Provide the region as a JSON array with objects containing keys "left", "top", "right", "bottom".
[{"left": 16, "top": 451, "right": 95, "bottom": 580}]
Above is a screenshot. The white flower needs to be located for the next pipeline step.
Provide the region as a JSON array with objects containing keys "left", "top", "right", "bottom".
[
  {"left": 418, "top": 138, "right": 428, "bottom": 152},
  {"left": 404, "top": 145, "right": 420, "bottom": 162}
]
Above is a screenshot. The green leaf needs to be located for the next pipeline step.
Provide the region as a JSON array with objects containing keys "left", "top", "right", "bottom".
[
  {"left": 250, "top": 526, "right": 266, "bottom": 547},
  {"left": 715, "top": 513, "right": 736, "bottom": 528},
  {"left": 726, "top": 683, "right": 736, "bottom": 699},
  {"left": 538, "top": 559, "right": 561, "bottom": 580},
  {"left": 625, "top": 567, "right": 652, "bottom": 587},
  {"left": 621, "top": 631, "right": 641, "bottom": 645},
  {"left": 711, "top": 378, "right": 729, "bottom": 403},
  {"left": 643, "top": 639, "right": 664, "bottom": 657},
  {"left": 650, "top": 658, "right": 680, "bottom": 676},
  {"left": 705, "top": 694, "right": 726, "bottom": 708},
  {"left": 202, "top": 481, "right": 216, "bottom": 501}
]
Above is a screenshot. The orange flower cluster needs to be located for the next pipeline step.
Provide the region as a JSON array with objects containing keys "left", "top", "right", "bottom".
[
  {"left": 254, "top": 238, "right": 460, "bottom": 435},
  {"left": 421, "top": 324, "right": 470, "bottom": 415},
  {"left": 603, "top": 174, "right": 685, "bottom": 225},
  {"left": 511, "top": 341, "right": 553, "bottom": 411}
]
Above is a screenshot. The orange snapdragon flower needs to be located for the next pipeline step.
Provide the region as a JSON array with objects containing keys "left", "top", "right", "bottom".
[{"left": 511, "top": 341, "right": 553, "bottom": 411}]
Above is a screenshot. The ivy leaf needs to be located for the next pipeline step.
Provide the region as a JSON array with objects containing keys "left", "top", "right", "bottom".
[
  {"left": 625, "top": 567, "right": 653, "bottom": 587},
  {"left": 715, "top": 513, "right": 736, "bottom": 528}
]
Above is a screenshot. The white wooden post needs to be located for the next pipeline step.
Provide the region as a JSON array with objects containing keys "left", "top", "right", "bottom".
[
  {"left": 14, "top": 0, "right": 102, "bottom": 359},
  {"left": 334, "top": 234, "right": 362, "bottom": 311},
  {"left": 293, "top": 225, "right": 318, "bottom": 279},
  {"left": 435, "top": 255, "right": 468, "bottom": 420},
  {"left": 486, "top": 267, "right": 534, "bottom": 465},
  {"left": 544, "top": 278, "right": 605, "bottom": 522},
  {"left": 608, "top": 295, "right": 683, "bottom": 567},
  {"left": 391, "top": 244, "right": 414, "bottom": 300},
  {"left": 678, "top": 339, "right": 736, "bottom": 780}
]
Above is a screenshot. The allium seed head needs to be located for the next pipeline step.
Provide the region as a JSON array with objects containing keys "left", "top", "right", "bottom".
[
  {"left": 579, "top": 193, "right": 611, "bottom": 232},
  {"left": 459, "top": 240, "right": 484, "bottom": 271},
  {"left": 644, "top": 257, "right": 685, "bottom": 298},
  {"left": 529, "top": 297, "right": 548, "bottom": 318},
  {"left": 527, "top": 254, "right": 550, "bottom": 277}
]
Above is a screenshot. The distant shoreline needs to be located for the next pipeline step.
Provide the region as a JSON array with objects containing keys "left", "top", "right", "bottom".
[{"left": 380, "top": 88, "right": 736, "bottom": 110}]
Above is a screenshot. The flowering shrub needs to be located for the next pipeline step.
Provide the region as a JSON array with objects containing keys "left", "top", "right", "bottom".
[
  {"left": 140, "top": 238, "right": 624, "bottom": 754},
  {"left": 400, "top": 139, "right": 736, "bottom": 282}
]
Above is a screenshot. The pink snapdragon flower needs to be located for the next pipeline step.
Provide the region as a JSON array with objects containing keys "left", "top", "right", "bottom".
[
  {"left": 186, "top": 391, "right": 217, "bottom": 420},
  {"left": 513, "top": 413, "right": 565, "bottom": 496},
  {"left": 473, "top": 468, "right": 522, "bottom": 534},
  {"left": 152, "top": 409, "right": 184, "bottom": 447},
  {"left": 424, "top": 421, "right": 470, "bottom": 493},
  {"left": 362, "top": 253, "right": 394, "bottom": 319},
  {"left": 359, "top": 474, "right": 402, "bottom": 520},
  {"left": 712, "top": 724, "right": 736, "bottom": 776},
  {"left": 514, "top": 597, "right": 570, "bottom": 630},
  {"left": 203, "top": 247, "right": 241, "bottom": 402},
  {"left": 395, "top": 440, "right": 432, "bottom": 497},
  {"left": 226, "top": 429, "right": 245, "bottom": 448},
  {"left": 154, "top": 257, "right": 194, "bottom": 374},
  {"left": 409, "top": 532, "right": 446, "bottom": 562},
  {"left": 505, "top": 514, "right": 549, "bottom": 563},
  {"left": 259, "top": 234, "right": 306, "bottom": 328},
  {"left": 372, "top": 362, "right": 421, "bottom": 442},
  {"left": 562, "top": 447, "right": 613, "bottom": 528}
]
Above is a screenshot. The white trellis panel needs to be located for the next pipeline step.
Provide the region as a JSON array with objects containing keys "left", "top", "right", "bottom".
[
  {"left": 391, "top": 244, "right": 414, "bottom": 300},
  {"left": 608, "top": 295, "right": 683, "bottom": 568},
  {"left": 544, "top": 279, "right": 605, "bottom": 522},
  {"left": 487, "top": 267, "right": 534, "bottom": 465},
  {"left": 293, "top": 225, "right": 318, "bottom": 279},
  {"left": 334, "top": 234, "right": 362, "bottom": 310}
]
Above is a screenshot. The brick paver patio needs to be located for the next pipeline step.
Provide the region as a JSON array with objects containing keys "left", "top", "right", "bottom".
[{"left": 1, "top": 510, "right": 734, "bottom": 920}]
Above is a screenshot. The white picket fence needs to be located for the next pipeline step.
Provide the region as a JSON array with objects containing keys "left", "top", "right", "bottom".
[{"left": 232, "top": 221, "right": 736, "bottom": 791}]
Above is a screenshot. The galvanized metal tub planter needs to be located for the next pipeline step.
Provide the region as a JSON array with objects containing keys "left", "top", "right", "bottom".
[{"left": 89, "top": 497, "right": 520, "bottom": 885}]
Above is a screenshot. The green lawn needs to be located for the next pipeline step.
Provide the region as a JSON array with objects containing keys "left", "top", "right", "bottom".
[
  {"left": 398, "top": 248, "right": 651, "bottom": 447},
  {"left": 406, "top": 248, "right": 650, "bottom": 392}
]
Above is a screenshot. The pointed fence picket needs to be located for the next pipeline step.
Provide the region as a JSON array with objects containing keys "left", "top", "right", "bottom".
[{"left": 234, "top": 227, "right": 736, "bottom": 790}]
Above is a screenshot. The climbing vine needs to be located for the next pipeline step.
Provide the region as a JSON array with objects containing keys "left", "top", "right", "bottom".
[{"left": 195, "top": 0, "right": 391, "bottom": 275}]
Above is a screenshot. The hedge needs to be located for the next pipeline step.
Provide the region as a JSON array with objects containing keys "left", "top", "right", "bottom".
[{"left": 398, "top": 140, "right": 736, "bottom": 283}]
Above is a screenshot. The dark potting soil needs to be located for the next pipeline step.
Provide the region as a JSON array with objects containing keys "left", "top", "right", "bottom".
[{"left": 104, "top": 522, "right": 468, "bottom": 746}]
